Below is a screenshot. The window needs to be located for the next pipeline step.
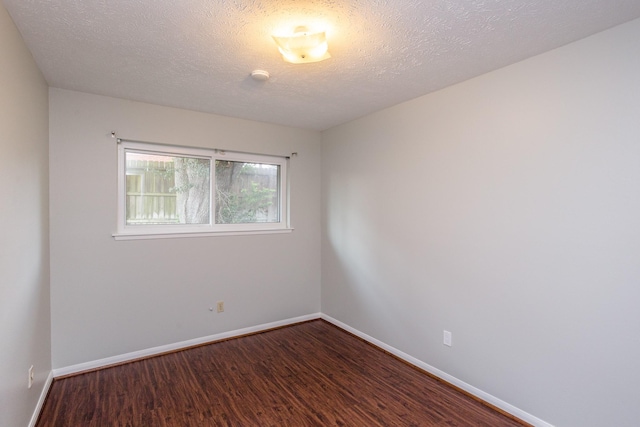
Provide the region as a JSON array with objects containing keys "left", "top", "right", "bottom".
[{"left": 115, "top": 141, "right": 289, "bottom": 239}]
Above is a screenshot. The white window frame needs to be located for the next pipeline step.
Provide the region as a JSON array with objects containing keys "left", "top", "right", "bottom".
[{"left": 113, "top": 141, "right": 291, "bottom": 240}]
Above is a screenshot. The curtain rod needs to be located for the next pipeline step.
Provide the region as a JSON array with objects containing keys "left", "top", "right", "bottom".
[{"left": 110, "top": 132, "right": 297, "bottom": 158}]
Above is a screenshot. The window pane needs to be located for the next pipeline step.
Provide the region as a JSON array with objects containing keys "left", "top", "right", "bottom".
[
  {"left": 125, "top": 152, "right": 210, "bottom": 225},
  {"left": 215, "top": 160, "right": 280, "bottom": 224}
]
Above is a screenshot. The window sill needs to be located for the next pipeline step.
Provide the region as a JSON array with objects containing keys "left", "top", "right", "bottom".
[{"left": 112, "top": 228, "right": 294, "bottom": 241}]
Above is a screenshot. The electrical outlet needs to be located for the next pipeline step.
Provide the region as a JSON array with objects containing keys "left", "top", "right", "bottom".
[
  {"left": 28, "top": 365, "right": 34, "bottom": 389},
  {"left": 216, "top": 301, "right": 224, "bottom": 313},
  {"left": 443, "top": 330, "right": 452, "bottom": 347}
]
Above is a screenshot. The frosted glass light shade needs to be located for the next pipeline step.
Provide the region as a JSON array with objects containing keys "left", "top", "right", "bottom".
[{"left": 272, "top": 26, "right": 331, "bottom": 64}]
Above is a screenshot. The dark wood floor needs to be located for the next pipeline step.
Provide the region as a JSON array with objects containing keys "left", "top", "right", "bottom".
[{"left": 37, "top": 320, "right": 529, "bottom": 426}]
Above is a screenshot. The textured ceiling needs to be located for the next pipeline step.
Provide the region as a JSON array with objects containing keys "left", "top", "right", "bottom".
[{"left": 5, "top": 0, "right": 640, "bottom": 130}]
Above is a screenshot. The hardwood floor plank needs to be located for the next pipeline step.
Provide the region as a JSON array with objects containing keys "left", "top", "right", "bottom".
[{"left": 37, "top": 320, "right": 529, "bottom": 426}]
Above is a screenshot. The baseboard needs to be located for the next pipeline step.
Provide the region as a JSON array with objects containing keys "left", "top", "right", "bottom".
[
  {"left": 53, "top": 313, "right": 321, "bottom": 378},
  {"left": 50, "top": 312, "right": 552, "bottom": 427},
  {"left": 320, "top": 314, "right": 554, "bottom": 427},
  {"left": 29, "top": 370, "right": 53, "bottom": 427}
]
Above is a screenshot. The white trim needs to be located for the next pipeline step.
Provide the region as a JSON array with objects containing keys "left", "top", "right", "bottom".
[
  {"left": 29, "top": 370, "right": 53, "bottom": 427},
  {"left": 113, "top": 228, "right": 294, "bottom": 240},
  {"left": 320, "top": 314, "right": 554, "bottom": 427},
  {"left": 49, "top": 312, "right": 552, "bottom": 427},
  {"left": 52, "top": 313, "right": 321, "bottom": 377}
]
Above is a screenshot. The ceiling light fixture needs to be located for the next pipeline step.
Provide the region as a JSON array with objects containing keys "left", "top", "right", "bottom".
[{"left": 272, "top": 26, "right": 330, "bottom": 64}]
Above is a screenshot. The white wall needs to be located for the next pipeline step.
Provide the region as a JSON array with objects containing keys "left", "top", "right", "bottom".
[
  {"left": 49, "top": 89, "right": 321, "bottom": 368},
  {"left": 322, "top": 18, "right": 640, "bottom": 427},
  {"left": 0, "top": 2, "right": 51, "bottom": 426}
]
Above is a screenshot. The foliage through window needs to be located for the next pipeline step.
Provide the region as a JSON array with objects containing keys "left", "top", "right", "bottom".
[
  {"left": 116, "top": 141, "right": 288, "bottom": 238},
  {"left": 215, "top": 160, "right": 280, "bottom": 224}
]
